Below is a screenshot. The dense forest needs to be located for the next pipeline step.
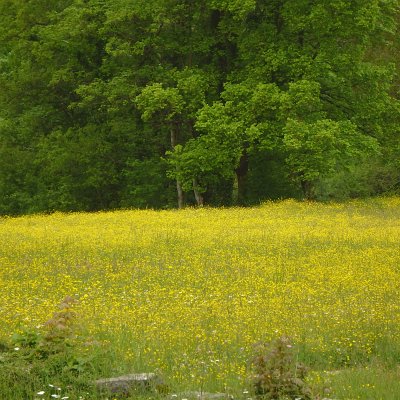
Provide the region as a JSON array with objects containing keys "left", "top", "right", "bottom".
[{"left": 0, "top": 0, "right": 399, "bottom": 214}]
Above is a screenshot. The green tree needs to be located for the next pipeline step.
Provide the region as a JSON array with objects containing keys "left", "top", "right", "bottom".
[
  {"left": 171, "top": 0, "right": 399, "bottom": 201},
  {"left": 0, "top": 0, "right": 399, "bottom": 213}
]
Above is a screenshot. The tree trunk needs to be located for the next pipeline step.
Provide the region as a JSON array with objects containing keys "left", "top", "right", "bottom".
[
  {"left": 176, "top": 180, "right": 184, "bottom": 209},
  {"left": 170, "top": 126, "right": 184, "bottom": 209},
  {"left": 193, "top": 179, "right": 204, "bottom": 206},
  {"left": 301, "top": 180, "right": 314, "bottom": 201},
  {"left": 234, "top": 153, "right": 249, "bottom": 205}
]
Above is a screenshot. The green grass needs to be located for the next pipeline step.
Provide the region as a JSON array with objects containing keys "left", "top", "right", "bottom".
[{"left": 327, "top": 364, "right": 400, "bottom": 400}]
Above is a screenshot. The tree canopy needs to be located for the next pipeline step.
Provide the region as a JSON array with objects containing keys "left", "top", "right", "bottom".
[{"left": 0, "top": 0, "right": 399, "bottom": 214}]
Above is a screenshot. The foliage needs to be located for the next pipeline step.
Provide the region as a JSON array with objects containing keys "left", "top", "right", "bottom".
[
  {"left": 283, "top": 118, "right": 380, "bottom": 199},
  {"left": 0, "top": 296, "right": 110, "bottom": 399},
  {"left": 0, "top": 0, "right": 399, "bottom": 212}
]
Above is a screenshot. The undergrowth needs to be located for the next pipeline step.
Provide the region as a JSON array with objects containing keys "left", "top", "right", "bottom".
[{"left": 0, "top": 296, "right": 113, "bottom": 399}]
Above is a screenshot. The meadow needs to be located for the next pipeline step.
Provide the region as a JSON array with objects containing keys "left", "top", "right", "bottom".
[{"left": 0, "top": 198, "right": 399, "bottom": 399}]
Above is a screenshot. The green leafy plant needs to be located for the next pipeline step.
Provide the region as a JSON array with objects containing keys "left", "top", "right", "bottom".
[
  {"left": 11, "top": 329, "right": 41, "bottom": 350},
  {"left": 0, "top": 296, "right": 104, "bottom": 398}
]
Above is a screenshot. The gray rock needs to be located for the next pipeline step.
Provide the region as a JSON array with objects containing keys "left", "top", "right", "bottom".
[
  {"left": 170, "top": 392, "right": 233, "bottom": 400},
  {"left": 95, "top": 372, "right": 164, "bottom": 396}
]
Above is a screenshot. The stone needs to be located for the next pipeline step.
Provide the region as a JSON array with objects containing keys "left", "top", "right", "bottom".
[
  {"left": 171, "top": 392, "right": 233, "bottom": 400},
  {"left": 95, "top": 372, "right": 164, "bottom": 396}
]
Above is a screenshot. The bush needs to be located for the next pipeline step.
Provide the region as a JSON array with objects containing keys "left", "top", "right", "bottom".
[{"left": 251, "top": 337, "right": 313, "bottom": 400}]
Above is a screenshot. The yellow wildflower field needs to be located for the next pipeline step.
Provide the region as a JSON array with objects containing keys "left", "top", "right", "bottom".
[{"left": 0, "top": 198, "right": 399, "bottom": 389}]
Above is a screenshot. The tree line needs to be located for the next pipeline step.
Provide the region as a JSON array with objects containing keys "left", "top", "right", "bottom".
[{"left": 0, "top": 0, "right": 399, "bottom": 214}]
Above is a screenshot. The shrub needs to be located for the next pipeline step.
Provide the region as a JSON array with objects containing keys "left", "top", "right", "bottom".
[{"left": 251, "top": 336, "right": 312, "bottom": 400}]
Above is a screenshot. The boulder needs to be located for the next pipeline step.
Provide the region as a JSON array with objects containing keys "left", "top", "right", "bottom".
[
  {"left": 95, "top": 372, "right": 164, "bottom": 396},
  {"left": 171, "top": 392, "right": 233, "bottom": 400}
]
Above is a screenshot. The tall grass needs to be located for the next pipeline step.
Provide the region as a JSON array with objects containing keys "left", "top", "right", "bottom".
[{"left": 0, "top": 197, "right": 399, "bottom": 399}]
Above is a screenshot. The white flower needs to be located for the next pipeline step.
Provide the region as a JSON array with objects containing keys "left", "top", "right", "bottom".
[
  {"left": 51, "top": 395, "right": 60, "bottom": 399},
  {"left": 61, "top": 397, "right": 69, "bottom": 399},
  {"left": 14, "top": 347, "right": 20, "bottom": 351},
  {"left": 37, "top": 391, "right": 45, "bottom": 395}
]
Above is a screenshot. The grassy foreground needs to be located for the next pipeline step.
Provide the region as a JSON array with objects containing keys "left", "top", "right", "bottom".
[{"left": 0, "top": 198, "right": 399, "bottom": 399}]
